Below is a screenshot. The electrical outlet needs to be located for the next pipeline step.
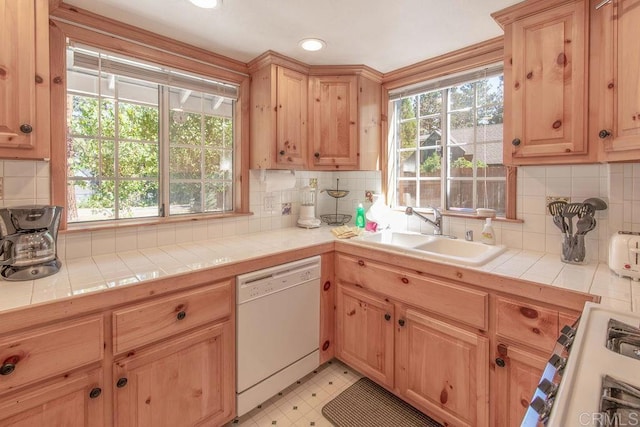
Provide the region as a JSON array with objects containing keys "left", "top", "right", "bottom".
[
  {"left": 546, "top": 196, "right": 570, "bottom": 213},
  {"left": 264, "top": 195, "right": 275, "bottom": 211}
]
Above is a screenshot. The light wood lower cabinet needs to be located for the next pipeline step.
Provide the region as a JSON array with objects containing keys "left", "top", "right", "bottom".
[
  {"left": 396, "top": 306, "right": 489, "bottom": 427},
  {"left": 493, "top": 344, "right": 547, "bottom": 427},
  {"left": 335, "top": 285, "right": 394, "bottom": 388},
  {"left": 0, "top": 368, "right": 104, "bottom": 426},
  {"left": 113, "top": 321, "right": 234, "bottom": 427}
]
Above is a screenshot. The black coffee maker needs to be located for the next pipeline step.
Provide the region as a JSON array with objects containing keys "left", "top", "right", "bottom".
[{"left": 0, "top": 206, "right": 63, "bottom": 281}]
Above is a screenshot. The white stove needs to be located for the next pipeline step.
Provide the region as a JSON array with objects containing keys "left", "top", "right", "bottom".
[{"left": 523, "top": 302, "right": 640, "bottom": 426}]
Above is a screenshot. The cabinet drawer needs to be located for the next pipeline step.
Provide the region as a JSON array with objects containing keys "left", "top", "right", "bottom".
[
  {"left": 496, "top": 297, "right": 559, "bottom": 352},
  {"left": 112, "top": 280, "right": 232, "bottom": 354},
  {"left": 336, "top": 254, "right": 488, "bottom": 330},
  {"left": 0, "top": 315, "right": 104, "bottom": 394}
]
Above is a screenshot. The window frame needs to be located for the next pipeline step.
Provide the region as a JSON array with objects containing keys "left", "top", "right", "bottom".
[
  {"left": 49, "top": 12, "right": 250, "bottom": 231},
  {"left": 381, "top": 37, "right": 517, "bottom": 220},
  {"left": 390, "top": 72, "right": 507, "bottom": 216}
]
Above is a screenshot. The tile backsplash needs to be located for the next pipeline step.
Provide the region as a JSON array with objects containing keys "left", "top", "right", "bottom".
[{"left": 0, "top": 159, "right": 637, "bottom": 264}]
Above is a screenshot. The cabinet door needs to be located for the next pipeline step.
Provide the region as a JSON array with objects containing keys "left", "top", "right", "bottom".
[
  {"left": 309, "top": 75, "right": 358, "bottom": 169},
  {"left": 396, "top": 307, "right": 489, "bottom": 427},
  {"left": 502, "top": 0, "right": 589, "bottom": 164},
  {"left": 276, "top": 66, "right": 308, "bottom": 168},
  {"left": 0, "top": 0, "right": 50, "bottom": 159},
  {"left": 592, "top": 0, "right": 640, "bottom": 160},
  {"left": 114, "top": 322, "right": 234, "bottom": 427},
  {"left": 493, "top": 343, "right": 547, "bottom": 427},
  {"left": 0, "top": 368, "right": 104, "bottom": 427},
  {"left": 335, "top": 285, "right": 394, "bottom": 388}
]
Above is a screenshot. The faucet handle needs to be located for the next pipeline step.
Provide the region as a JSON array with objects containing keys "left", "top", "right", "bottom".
[{"left": 465, "top": 230, "right": 473, "bottom": 241}]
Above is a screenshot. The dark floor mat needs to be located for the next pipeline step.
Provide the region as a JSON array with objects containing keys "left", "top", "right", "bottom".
[{"left": 321, "top": 377, "right": 443, "bottom": 427}]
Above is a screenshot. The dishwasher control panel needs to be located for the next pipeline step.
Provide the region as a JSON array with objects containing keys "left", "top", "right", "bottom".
[{"left": 236, "top": 256, "right": 321, "bottom": 304}]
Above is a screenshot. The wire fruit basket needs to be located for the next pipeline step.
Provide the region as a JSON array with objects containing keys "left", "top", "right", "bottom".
[{"left": 320, "top": 179, "right": 351, "bottom": 226}]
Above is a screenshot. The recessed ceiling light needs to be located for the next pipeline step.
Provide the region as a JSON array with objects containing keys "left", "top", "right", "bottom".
[
  {"left": 299, "top": 38, "right": 326, "bottom": 52},
  {"left": 188, "top": 0, "right": 222, "bottom": 9}
]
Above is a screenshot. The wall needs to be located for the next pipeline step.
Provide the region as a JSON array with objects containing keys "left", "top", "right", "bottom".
[{"left": 0, "top": 159, "right": 636, "bottom": 263}]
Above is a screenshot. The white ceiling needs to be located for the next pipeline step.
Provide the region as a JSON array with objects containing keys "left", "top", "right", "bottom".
[{"left": 63, "top": 0, "right": 522, "bottom": 73}]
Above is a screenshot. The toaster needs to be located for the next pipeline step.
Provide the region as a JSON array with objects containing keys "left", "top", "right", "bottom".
[{"left": 609, "top": 231, "right": 640, "bottom": 281}]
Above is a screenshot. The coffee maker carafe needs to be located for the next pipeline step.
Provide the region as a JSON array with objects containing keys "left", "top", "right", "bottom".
[{"left": 0, "top": 206, "right": 63, "bottom": 281}]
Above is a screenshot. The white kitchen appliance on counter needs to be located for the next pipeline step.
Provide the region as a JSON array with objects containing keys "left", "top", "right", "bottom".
[
  {"left": 609, "top": 231, "right": 640, "bottom": 281},
  {"left": 523, "top": 302, "right": 640, "bottom": 426},
  {"left": 297, "top": 186, "right": 321, "bottom": 229},
  {"left": 236, "top": 256, "right": 321, "bottom": 416}
]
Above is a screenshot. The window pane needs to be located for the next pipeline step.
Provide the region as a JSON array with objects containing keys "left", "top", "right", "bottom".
[
  {"left": 119, "top": 142, "right": 158, "bottom": 178},
  {"left": 448, "top": 145, "right": 474, "bottom": 178},
  {"left": 205, "top": 182, "right": 232, "bottom": 212},
  {"left": 475, "top": 142, "right": 505, "bottom": 177},
  {"left": 477, "top": 180, "right": 506, "bottom": 214},
  {"left": 118, "top": 102, "right": 158, "bottom": 141},
  {"left": 170, "top": 147, "right": 202, "bottom": 179},
  {"left": 205, "top": 116, "right": 232, "bottom": 148},
  {"left": 449, "top": 83, "right": 475, "bottom": 111},
  {"left": 100, "top": 99, "right": 116, "bottom": 138},
  {"left": 419, "top": 149, "right": 441, "bottom": 177},
  {"left": 419, "top": 117, "right": 442, "bottom": 140},
  {"left": 448, "top": 180, "right": 474, "bottom": 210},
  {"left": 68, "top": 139, "right": 115, "bottom": 178},
  {"left": 170, "top": 111, "right": 202, "bottom": 145},
  {"left": 399, "top": 119, "right": 417, "bottom": 148},
  {"left": 449, "top": 111, "right": 474, "bottom": 141},
  {"left": 399, "top": 98, "right": 417, "bottom": 120},
  {"left": 397, "top": 180, "right": 416, "bottom": 207},
  {"left": 69, "top": 96, "right": 99, "bottom": 136},
  {"left": 68, "top": 180, "right": 116, "bottom": 222},
  {"left": 397, "top": 150, "right": 417, "bottom": 178},
  {"left": 418, "top": 180, "right": 441, "bottom": 208},
  {"left": 170, "top": 183, "right": 202, "bottom": 215},
  {"left": 419, "top": 92, "right": 442, "bottom": 116},
  {"left": 118, "top": 180, "right": 158, "bottom": 218},
  {"left": 477, "top": 75, "right": 504, "bottom": 107}
]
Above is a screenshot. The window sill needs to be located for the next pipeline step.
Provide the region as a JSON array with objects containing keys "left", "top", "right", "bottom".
[
  {"left": 440, "top": 210, "right": 523, "bottom": 223},
  {"left": 62, "top": 211, "right": 254, "bottom": 234}
]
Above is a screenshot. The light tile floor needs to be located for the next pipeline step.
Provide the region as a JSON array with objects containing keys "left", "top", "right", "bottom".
[{"left": 227, "top": 360, "right": 361, "bottom": 427}]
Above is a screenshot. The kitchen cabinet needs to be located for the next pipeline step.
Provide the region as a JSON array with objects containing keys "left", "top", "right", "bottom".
[
  {"left": 249, "top": 63, "right": 308, "bottom": 169},
  {"left": 308, "top": 75, "right": 358, "bottom": 169},
  {"left": 112, "top": 280, "right": 235, "bottom": 426},
  {"left": 335, "top": 284, "right": 395, "bottom": 388},
  {"left": 493, "top": 343, "right": 547, "bottom": 426},
  {"left": 493, "top": 0, "right": 593, "bottom": 165},
  {"left": 0, "top": 0, "right": 51, "bottom": 160},
  {"left": 0, "top": 368, "right": 104, "bottom": 427},
  {"left": 335, "top": 254, "right": 489, "bottom": 426},
  {"left": 590, "top": 0, "right": 640, "bottom": 161},
  {"left": 396, "top": 305, "right": 489, "bottom": 427},
  {"left": 113, "top": 322, "right": 234, "bottom": 427}
]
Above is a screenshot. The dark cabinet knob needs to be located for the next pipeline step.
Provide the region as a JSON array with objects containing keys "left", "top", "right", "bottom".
[
  {"left": 384, "top": 313, "right": 391, "bottom": 321},
  {"left": 279, "top": 150, "right": 285, "bottom": 155},
  {"left": 398, "top": 319, "right": 405, "bottom": 327},
  {"left": 89, "top": 387, "right": 102, "bottom": 399},
  {"left": 599, "top": 129, "right": 611, "bottom": 139},
  {"left": 176, "top": 311, "right": 186, "bottom": 320},
  {"left": 512, "top": 138, "right": 521, "bottom": 146},
  {"left": 314, "top": 152, "right": 320, "bottom": 158},
  {"left": 20, "top": 124, "right": 33, "bottom": 134},
  {"left": 495, "top": 358, "right": 506, "bottom": 368},
  {"left": 116, "top": 377, "right": 128, "bottom": 388},
  {"left": 0, "top": 363, "right": 15, "bottom": 376}
]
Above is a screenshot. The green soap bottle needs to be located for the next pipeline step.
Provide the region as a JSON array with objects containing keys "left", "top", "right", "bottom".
[{"left": 355, "top": 203, "right": 365, "bottom": 228}]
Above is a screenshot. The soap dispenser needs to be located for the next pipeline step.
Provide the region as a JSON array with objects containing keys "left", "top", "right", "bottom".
[
  {"left": 355, "top": 203, "right": 366, "bottom": 228},
  {"left": 480, "top": 218, "right": 495, "bottom": 245}
]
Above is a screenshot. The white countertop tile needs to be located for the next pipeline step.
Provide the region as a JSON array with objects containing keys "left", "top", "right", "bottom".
[{"left": 0, "top": 227, "right": 634, "bottom": 313}]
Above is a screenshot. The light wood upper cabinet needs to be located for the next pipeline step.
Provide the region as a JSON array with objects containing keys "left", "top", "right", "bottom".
[
  {"left": 335, "top": 284, "right": 394, "bottom": 388},
  {"left": 396, "top": 306, "right": 489, "bottom": 427},
  {"left": 113, "top": 322, "right": 234, "bottom": 427},
  {"left": 249, "top": 64, "right": 308, "bottom": 169},
  {"left": 309, "top": 75, "right": 358, "bottom": 169},
  {"left": 0, "top": 0, "right": 50, "bottom": 160},
  {"left": 591, "top": 0, "right": 640, "bottom": 161},
  {"left": 493, "top": 0, "right": 592, "bottom": 165}
]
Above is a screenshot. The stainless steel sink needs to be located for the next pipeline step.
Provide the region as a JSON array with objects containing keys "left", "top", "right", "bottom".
[{"left": 355, "top": 231, "right": 506, "bottom": 266}]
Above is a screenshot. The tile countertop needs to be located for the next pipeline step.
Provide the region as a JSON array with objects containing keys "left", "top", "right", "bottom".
[{"left": 0, "top": 227, "right": 637, "bottom": 314}]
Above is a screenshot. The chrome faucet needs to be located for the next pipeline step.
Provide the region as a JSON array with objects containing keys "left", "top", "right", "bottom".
[{"left": 405, "top": 206, "right": 442, "bottom": 235}]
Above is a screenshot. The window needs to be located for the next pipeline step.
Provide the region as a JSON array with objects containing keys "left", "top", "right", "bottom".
[
  {"left": 389, "top": 68, "right": 505, "bottom": 216},
  {"left": 66, "top": 44, "right": 237, "bottom": 223}
]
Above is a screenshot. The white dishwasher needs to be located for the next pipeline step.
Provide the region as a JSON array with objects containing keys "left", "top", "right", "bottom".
[{"left": 236, "top": 256, "right": 321, "bottom": 417}]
